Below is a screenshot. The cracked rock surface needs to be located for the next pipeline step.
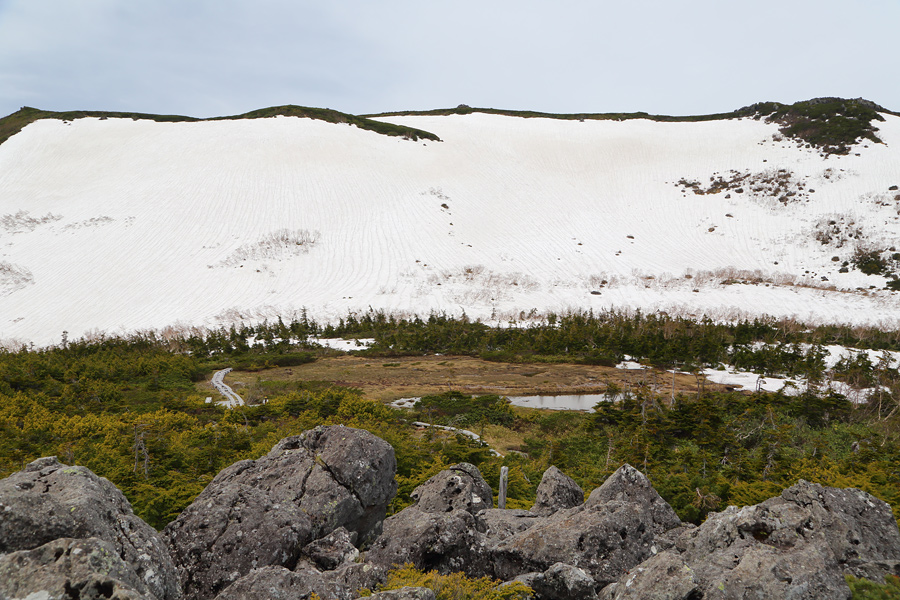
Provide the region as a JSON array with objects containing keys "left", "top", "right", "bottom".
[
  {"left": 0, "top": 537, "right": 156, "bottom": 600},
  {"left": 489, "top": 464, "right": 683, "bottom": 586},
  {"left": 600, "top": 480, "right": 900, "bottom": 600},
  {"left": 366, "top": 463, "right": 493, "bottom": 576},
  {"left": 530, "top": 466, "right": 584, "bottom": 517},
  {"left": 164, "top": 425, "right": 396, "bottom": 600},
  {"left": 0, "top": 456, "right": 180, "bottom": 600}
]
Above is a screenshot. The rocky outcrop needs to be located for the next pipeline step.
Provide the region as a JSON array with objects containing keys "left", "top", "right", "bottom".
[
  {"left": 212, "top": 564, "right": 359, "bottom": 600},
  {"left": 0, "top": 537, "right": 156, "bottom": 600},
  {"left": 211, "top": 560, "right": 388, "bottom": 600},
  {"left": 599, "top": 480, "right": 900, "bottom": 600},
  {"left": 164, "top": 425, "right": 396, "bottom": 600},
  {"left": 409, "top": 462, "right": 493, "bottom": 514},
  {"left": 4, "top": 431, "right": 900, "bottom": 600},
  {"left": 596, "top": 551, "right": 698, "bottom": 600},
  {"left": 303, "top": 526, "right": 360, "bottom": 571},
  {"left": 530, "top": 466, "right": 584, "bottom": 516},
  {"left": 490, "top": 465, "right": 684, "bottom": 586},
  {"left": 366, "top": 462, "right": 493, "bottom": 576},
  {"left": 522, "top": 562, "right": 601, "bottom": 600},
  {"left": 366, "top": 503, "right": 485, "bottom": 575},
  {"left": 480, "top": 509, "right": 542, "bottom": 543},
  {"left": 367, "top": 588, "right": 436, "bottom": 600},
  {"left": 0, "top": 456, "right": 179, "bottom": 600}
]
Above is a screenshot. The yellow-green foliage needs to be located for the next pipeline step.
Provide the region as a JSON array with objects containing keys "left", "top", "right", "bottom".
[
  {"left": 846, "top": 574, "right": 900, "bottom": 599},
  {"left": 371, "top": 564, "right": 532, "bottom": 600}
]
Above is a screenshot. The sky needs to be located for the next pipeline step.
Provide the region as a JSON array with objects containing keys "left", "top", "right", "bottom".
[{"left": 1, "top": 0, "right": 899, "bottom": 119}]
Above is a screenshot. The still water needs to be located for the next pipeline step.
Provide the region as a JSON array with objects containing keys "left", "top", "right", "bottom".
[{"left": 507, "top": 394, "right": 612, "bottom": 411}]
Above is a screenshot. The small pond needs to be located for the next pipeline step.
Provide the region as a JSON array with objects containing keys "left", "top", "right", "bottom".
[{"left": 508, "top": 394, "right": 612, "bottom": 411}]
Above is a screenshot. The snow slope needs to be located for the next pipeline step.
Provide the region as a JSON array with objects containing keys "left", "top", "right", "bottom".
[{"left": 2, "top": 112, "right": 900, "bottom": 346}]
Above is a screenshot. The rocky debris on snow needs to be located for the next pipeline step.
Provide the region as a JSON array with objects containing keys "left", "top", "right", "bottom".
[
  {"left": 0, "top": 456, "right": 180, "bottom": 600},
  {"left": 530, "top": 465, "right": 584, "bottom": 516},
  {"left": 599, "top": 479, "right": 900, "bottom": 600},
  {"left": 0, "top": 537, "right": 156, "bottom": 600},
  {"left": 163, "top": 425, "right": 396, "bottom": 600}
]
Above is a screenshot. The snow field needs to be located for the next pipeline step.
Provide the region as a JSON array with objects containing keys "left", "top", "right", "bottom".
[{"left": 1, "top": 112, "right": 900, "bottom": 346}]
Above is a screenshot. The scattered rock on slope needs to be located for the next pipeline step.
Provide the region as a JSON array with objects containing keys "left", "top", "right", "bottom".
[
  {"left": 600, "top": 480, "right": 900, "bottom": 600},
  {"left": 164, "top": 425, "right": 396, "bottom": 600},
  {"left": 0, "top": 456, "right": 180, "bottom": 600}
]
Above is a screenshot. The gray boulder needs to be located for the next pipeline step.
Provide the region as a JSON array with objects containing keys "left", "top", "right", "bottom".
[
  {"left": 490, "top": 464, "right": 682, "bottom": 586},
  {"left": 0, "top": 456, "right": 179, "bottom": 600},
  {"left": 597, "top": 551, "right": 699, "bottom": 600},
  {"left": 327, "top": 561, "right": 388, "bottom": 595},
  {"left": 164, "top": 426, "right": 396, "bottom": 600},
  {"left": 529, "top": 562, "right": 599, "bottom": 600},
  {"left": 365, "top": 507, "right": 485, "bottom": 576},
  {"left": 365, "top": 463, "right": 494, "bottom": 576},
  {"left": 410, "top": 463, "right": 493, "bottom": 514},
  {"left": 367, "top": 588, "right": 436, "bottom": 600},
  {"left": 0, "top": 537, "right": 155, "bottom": 600},
  {"left": 480, "top": 509, "right": 543, "bottom": 544},
  {"left": 604, "top": 479, "right": 900, "bottom": 599},
  {"left": 530, "top": 466, "right": 584, "bottom": 516},
  {"left": 303, "top": 526, "right": 359, "bottom": 571},
  {"left": 211, "top": 565, "right": 351, "bottom": 600}
]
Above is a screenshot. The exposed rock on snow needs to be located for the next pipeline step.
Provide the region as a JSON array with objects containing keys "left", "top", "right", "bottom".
[{"left": 0, "top": 260, "right": 34, "bottom": 297}]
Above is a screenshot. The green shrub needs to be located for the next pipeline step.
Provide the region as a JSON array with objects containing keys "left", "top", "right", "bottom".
[
  {"left": 367, "top": 564, "right": 532, "bottom": 600},
  {"left": 846, "top": 574, "right": 900, "bottom": 599},
  {"left": 853, "top": 249, "right": 887, "bottom": 275}
]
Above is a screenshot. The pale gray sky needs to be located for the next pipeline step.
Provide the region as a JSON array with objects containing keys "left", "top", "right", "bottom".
[{"left": 1, "top": 0, "right": 898, "bottom": 119}]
